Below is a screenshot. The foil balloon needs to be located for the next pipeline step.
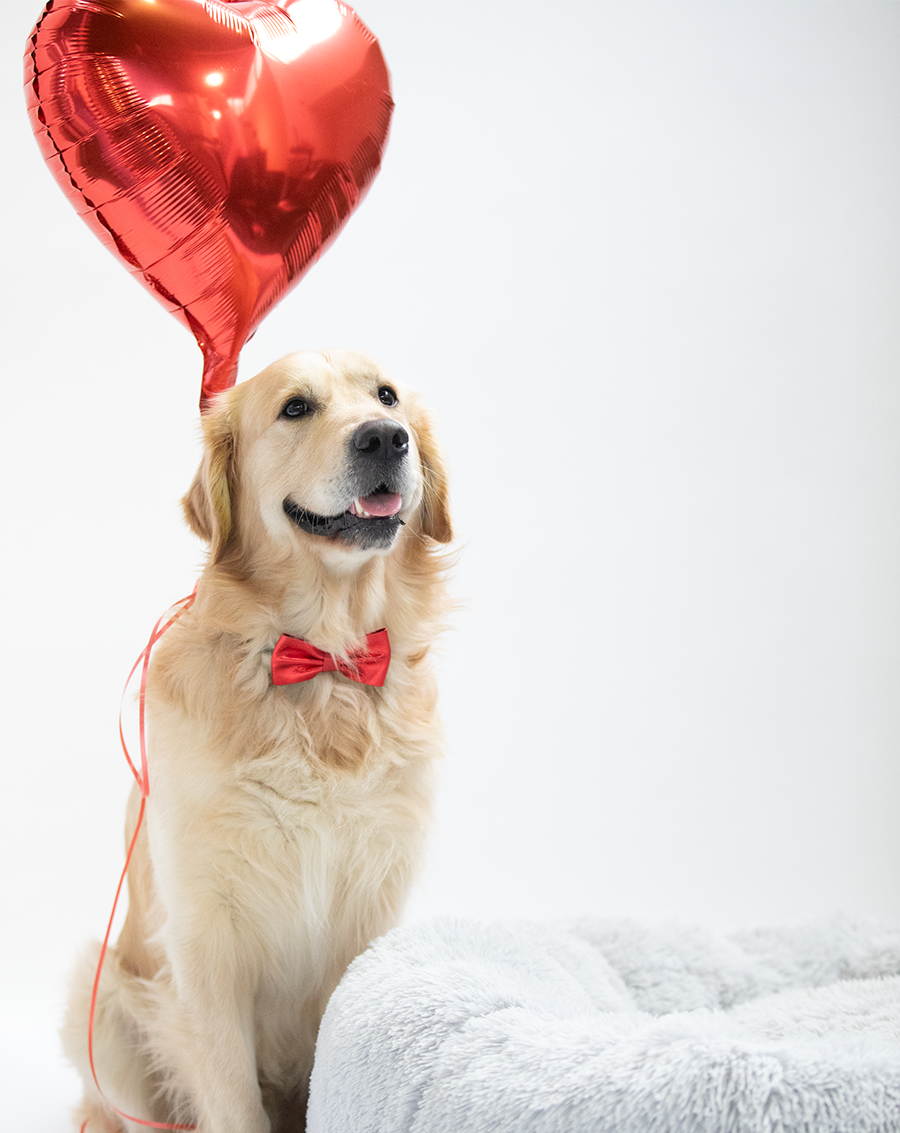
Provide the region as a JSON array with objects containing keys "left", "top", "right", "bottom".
[{"left": 24, "top": 0, "right": 392, "bottom": 409}]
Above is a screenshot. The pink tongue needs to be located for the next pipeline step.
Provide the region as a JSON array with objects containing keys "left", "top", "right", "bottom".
[{"left": 358, "top": 492, "right": 402, "bottom": 517}]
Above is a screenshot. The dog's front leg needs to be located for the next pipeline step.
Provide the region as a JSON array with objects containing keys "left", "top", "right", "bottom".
[{"left": 167, "top": 956, "right": 270, "bottom": 1133}]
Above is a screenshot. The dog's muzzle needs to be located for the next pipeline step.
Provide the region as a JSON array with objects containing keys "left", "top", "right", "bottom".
[{"left": 284, "top": 418, "right": 410, "bottom": 547}]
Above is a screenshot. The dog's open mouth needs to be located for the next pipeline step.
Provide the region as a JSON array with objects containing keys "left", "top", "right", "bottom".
[{"left": 283, "top": 488, "right": 405, "bottom": 543}]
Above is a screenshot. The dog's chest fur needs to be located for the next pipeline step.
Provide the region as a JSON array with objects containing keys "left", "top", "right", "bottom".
[{"left": 142, "top": 623, "right": 437, "bottom": 1074}]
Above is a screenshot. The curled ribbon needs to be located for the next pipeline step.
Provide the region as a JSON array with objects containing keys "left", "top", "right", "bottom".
[{"left": 85, "top": 593, "right": 197, "bottom": 1133}]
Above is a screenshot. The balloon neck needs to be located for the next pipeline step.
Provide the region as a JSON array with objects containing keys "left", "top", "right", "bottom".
[{"left": 200, "top": 352, "right": 241, "bottom": 414}]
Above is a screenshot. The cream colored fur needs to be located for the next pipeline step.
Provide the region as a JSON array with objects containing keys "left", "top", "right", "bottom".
[{"left": 62, "top": 351, "right": 453, "bottom": 1133}]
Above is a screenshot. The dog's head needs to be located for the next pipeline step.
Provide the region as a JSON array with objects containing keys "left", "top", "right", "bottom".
[{"left": 183, "top": 351, "right": 452, "bottom": 569}]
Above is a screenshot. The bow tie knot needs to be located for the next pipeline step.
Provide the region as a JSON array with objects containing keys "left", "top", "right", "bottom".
[{"left": 271, "top": 629, "right": 390, "bottom": 687}]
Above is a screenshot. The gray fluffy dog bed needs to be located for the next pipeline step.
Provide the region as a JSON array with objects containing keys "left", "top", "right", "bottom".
[{"left": 307, "top": 915, "right": 900, "bottom": 1132}]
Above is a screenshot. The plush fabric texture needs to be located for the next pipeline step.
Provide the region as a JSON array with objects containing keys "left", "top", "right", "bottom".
[{"left": 307, "top": 916, "right": 900, "bottom": 1133}]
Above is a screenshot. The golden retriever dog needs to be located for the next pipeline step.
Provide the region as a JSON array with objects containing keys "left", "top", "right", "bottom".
[{"left": 62, "top": 350, "right": 452, "bottom": 1133}]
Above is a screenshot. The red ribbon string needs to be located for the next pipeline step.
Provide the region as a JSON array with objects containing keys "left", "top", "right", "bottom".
[{"left": 84, "top": 593, "right": 197, "bottom": 1133}]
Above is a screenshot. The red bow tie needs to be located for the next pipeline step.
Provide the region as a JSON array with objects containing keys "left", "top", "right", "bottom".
[{"left": 271, "top": 629, "right": 391, "bottom": 687}]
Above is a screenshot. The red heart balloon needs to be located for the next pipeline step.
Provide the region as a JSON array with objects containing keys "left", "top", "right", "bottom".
[{"left": 24, "top": 0, "right": 392, "bottom": 409}]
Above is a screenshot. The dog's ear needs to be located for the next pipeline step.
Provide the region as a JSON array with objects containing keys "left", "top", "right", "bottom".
[
  {"left": 182, "top": 400, "right": 236, "bottom": 560},
  {"left": 414, "top": 408, "right": 453, "bottom": 544}
]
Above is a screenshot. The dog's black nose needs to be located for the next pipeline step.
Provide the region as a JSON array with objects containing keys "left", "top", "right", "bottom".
[{"left": 352, "top": 419, "right": 409, "bottom": 462}]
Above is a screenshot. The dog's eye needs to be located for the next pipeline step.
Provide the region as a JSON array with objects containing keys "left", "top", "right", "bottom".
[
  {"left": 378, "top": 386, "right": 398, "bottom": 407},
  {"left": 280, "top": 398, "right": 310, "bottom": 419}
]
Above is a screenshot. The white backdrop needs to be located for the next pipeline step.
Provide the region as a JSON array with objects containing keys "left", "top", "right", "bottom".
[{"left": 4, "top": 2, "right": 899, "bottom": 1127}]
